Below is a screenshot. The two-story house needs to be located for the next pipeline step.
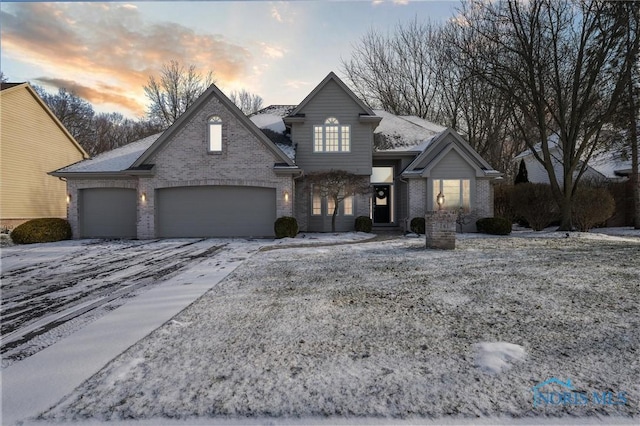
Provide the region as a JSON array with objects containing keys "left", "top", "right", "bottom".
[{"left": 51, "top": 72, "right": 501, "bottom": 238}]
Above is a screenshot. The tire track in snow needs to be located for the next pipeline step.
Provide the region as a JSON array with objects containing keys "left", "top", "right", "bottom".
[{"left": 1, "top": 240, "right": 225, "bottom": 362}]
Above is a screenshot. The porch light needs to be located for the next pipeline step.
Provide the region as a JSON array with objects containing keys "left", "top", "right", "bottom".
[
  {"left": 436, "top": 191, "right": 445, "bottom": 210},
  {"left": 141, "top": 192, "right": 147, "bottom": 203},
  {"left": 284, "top": 191, "right": 290, "bottom": 202},
  {"left": 66, "top": 194, "right": 71, "bottom": 204}
]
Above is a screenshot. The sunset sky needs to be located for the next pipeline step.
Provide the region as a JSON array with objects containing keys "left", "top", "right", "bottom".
[{"left": 1, "top": 1, "right": 458, "bottom": 118}]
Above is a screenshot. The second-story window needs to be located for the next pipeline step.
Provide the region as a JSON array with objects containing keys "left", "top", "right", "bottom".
[
  {"left": 208, "top": 116, "right": 222, "bottom": 152},
  {"left": 313, "top": 117, "right": 350, "bottom": 153}
]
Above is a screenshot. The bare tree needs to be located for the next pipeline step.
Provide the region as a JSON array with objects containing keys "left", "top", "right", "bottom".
[
  {"left": 454, "top": 0, "right": 634, "bottom": 230},
  {"left": 0, "top": 71, "right": 8, "bottom": 83},
  {"left": 305, "top": 170, "right": 371, "bottom": 233},
  {"left": 229, "top": 89, "right": 263, "bottom": 115},
  {"left": 33, "top": 86, "right": 96, "bottom": 150},
  {"left": 90, "top": 113, "right": 163, "bottom": 156},
  {"left": 144, "top": 60, "right": 215, "bottom": 128},
  {"left": 612, "top": 1, "right": 640, "bottom": 229},
  {"left": 341, "top": 19, "right": 441, "bottom": 119}
]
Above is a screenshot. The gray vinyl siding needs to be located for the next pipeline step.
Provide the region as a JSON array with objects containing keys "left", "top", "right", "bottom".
[
  {"left": 430, "top": 150, "right": 476, "bottom": 178},
  {"left": 292, "top": 80, "right": 373, "bottom": 175}
]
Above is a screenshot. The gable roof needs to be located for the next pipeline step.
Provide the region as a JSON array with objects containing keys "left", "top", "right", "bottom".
[
  {"left": 1, "top": 82, "right": 88, "bottom": 159},
  {"left": 51, "top": 133, "right": 163, "bottom": 176},
  {"left": 288, "top": 72, "right": 376, "bottom": 117},
  {"left": 402, "top": 128, "right": 501, "bottom": 178},
  {"left": 132, "top": 83, "right": 295, "bottom": 168},
  {"left": 514, "top": 133, "right": 635, "bottom": 179}
]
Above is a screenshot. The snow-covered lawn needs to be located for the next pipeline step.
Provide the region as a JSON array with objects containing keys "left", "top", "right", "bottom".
[{"left": 38, "top": 231, "right": 639, "bottom": 423}]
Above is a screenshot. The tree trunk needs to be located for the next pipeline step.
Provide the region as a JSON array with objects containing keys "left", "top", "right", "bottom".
[
  {"left": 557, "top": 178, "right": 574, "bottom": 231},
  {"left": 331, "top": 196, "right": 339, "bottom": 233}
]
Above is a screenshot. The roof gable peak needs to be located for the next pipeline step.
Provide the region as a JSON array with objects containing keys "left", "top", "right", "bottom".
[{"left": 289, "top": 72, "right": 375, "bottom": 117}]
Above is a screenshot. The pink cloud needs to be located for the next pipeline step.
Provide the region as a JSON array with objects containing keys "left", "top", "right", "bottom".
[{"left": 1, "top": 3, "right": 253, "bottom": 116}]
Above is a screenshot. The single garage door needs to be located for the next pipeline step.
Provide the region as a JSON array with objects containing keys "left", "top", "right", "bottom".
[
  {"left": 156, "top": 186, "right": 276, "bottom": 238},
  {"left": 79, "top": 188, "right": 137, "bottom": 238}
]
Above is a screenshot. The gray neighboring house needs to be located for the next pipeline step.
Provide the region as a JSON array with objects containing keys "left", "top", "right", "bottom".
[{"left": 52, "top": 72, "right": 501, "bottom": 238}]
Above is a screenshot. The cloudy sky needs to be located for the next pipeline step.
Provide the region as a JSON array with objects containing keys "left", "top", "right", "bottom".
[{"left": 1, "top": 1, "right": 458, "bottom": 118}]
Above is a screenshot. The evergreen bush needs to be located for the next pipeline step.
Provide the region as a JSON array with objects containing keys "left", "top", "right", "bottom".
[
  {"left": 476, "top": 217, "right": 512, "bottom": 235},
  {"left": 10, "top": 218, "right": 72, "bottom": 244},
  {"left": 355, "top": 216, "right": 372, "bottom": 233},
  {"left": 410, "top": 217, "right": 426, "bottom": 234},
  {"left": 274, "top": 216, "right": 299, "bottom": 239}
]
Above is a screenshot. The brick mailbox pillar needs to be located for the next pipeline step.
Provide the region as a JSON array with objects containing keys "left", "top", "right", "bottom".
[{"left": 425, "top": 211, "right": 457, "bottom": 250}]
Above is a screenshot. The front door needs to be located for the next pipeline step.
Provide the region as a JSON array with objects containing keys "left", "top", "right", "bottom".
[{"left": 373, "top": 185, "right": 391, "bottom": 223}]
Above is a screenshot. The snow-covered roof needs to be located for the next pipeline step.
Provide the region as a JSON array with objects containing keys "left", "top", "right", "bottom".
[
  {"left": 373, "top": 110, "right": 446, "bottom": 152},
  {"left": 54, "top": 133, "right": 162, "bottom": 173},
  {"left": 249, "top": 113, "right": 287, "bottom": 134},
  {"left": 249, "top": 111, "right": 296, "bottom": 161},
  {"left": 514, "top": 134, "right": 634, "bottom": 179}
]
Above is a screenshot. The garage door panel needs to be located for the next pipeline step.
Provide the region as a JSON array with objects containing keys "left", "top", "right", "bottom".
[
  {"left": 80, "top": 188, "right": 137, "bottom": 238},
  {"left": 157, "top": 186, "right": 276, "bottom": 238}
]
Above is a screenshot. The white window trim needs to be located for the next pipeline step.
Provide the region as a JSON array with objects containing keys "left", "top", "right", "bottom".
[
  {"left": 208, "top": 116, "right": 223, "bottom": 153},
  {"left": 433, "top": 179, "right": 471, "bottom": 211},
  {"left": 313, "top": 117, "right": 351, "bottom": 153}
]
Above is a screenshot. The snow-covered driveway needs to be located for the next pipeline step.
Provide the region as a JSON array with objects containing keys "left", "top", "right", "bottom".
[{"left": 1, "top": 239, "right": 227, "bottom": 366}]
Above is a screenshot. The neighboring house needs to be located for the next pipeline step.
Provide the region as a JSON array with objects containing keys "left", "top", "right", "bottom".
[
  {"left": 51, "top": 72, "right": 501, "bottom": 239},
  {"left": 1, "top": 82, "right": 88, "bottom": 229},
  {"left": 514, "top": 134, "right": 635, "bottom": 186}
]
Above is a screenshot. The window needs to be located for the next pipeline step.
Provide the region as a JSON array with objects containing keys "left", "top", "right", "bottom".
[
  {"left": 433, "top": 179, "right": 471, "bottom": 210},
  {"left": 312, "top": 187, "right": 322, "bottom": 215},
  {"left": 311, "top": 188, "right": 354, "bottom": 216},
  {"left": 208, "top": 116, "right": 222, "bottom": 152},
  {"left": 343, "top": 195, "right": 353, "bottom": 216},
  {"left": 313, "top": 117, "right": 350, "bottom": 152}
]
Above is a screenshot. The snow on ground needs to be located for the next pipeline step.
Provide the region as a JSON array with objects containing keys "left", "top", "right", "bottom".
[
  {"left": 0, "top": 233, "right": 374, "bottom": 368},
  {"left": 35, "top": 232, "right": 639, "bottom": 423}
]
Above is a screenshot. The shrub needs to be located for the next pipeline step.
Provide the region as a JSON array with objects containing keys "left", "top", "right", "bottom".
[
  {"left": 410, "top": 217, "right": 425, "bottom": 234},
  {"left": 274, "top": 216, "right": 298, "bottom": 239},
  {"left": 476, "top": 217, "right": 512, "bottom": 235},
  {"left": 355, "top": 216, "right": 372, "bottom": 233},
  {"left": 493, "top": 184, "right": 517, "bottom": 223},
  {"left": 572, "top": 186, "right": 615, "bottom": 232},
  {"left": 11, "top": 218, "right": 72, "bottom": 244},
  {"left": 511, "top": 183, "right": 558, "bottom": 231}
]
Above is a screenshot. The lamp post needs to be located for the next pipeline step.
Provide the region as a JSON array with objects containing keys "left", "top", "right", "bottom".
[{"left": 436, "top": 191, "right": 445, "bottom": 210}]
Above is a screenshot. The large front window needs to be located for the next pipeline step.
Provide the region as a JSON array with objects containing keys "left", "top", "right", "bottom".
[
  {"left": 433, "top": 179, "right": 470, "bottom": 210},
  {"left": 313, "top": 117, "right": 350, "bottom": 152}
]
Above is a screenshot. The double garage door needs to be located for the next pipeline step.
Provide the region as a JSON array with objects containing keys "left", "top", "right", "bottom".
[{"left": 79, "top": 186, "right": 276, "bottom": 238}]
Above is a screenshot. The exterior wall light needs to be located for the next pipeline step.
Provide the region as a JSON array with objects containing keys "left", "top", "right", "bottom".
[
  {"left": 141, "top": 192, "right": 147, "bottom": 203},
  {"left": 66, "top": 194, "right": 71, "bottom": 204},
  {"left": 436, "top": 191, "right": 445, "bottom": 210},
  {"left": 284, "top": 191, "right": 289, "bottom": 202}
]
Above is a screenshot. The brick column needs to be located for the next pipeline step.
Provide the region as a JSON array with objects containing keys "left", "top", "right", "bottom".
[{"left": 425, "top": 211, "right": 457, "bottom": 250}]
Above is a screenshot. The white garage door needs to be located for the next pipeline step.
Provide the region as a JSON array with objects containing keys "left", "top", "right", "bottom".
[
  {"left": 156, "top": 186, "right": 276, "bottom": 238},
  {"left": 79, "top": 188, "right": 137, "bottom": 238}
]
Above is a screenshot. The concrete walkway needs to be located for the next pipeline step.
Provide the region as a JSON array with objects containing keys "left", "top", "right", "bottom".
[{"left": 1, "top": 244, "right": 254, "bottom": 426}]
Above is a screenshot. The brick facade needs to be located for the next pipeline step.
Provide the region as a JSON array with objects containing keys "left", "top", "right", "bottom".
[{"left": 66, "top": 92, "right": 294, "bottom": 239}]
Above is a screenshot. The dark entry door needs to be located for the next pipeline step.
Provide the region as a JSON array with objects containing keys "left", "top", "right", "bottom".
[{"left": 373, "top": 185, "right": 391, "bottom": 223}]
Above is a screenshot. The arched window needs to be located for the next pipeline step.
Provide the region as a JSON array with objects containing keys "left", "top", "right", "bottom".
[
  {"left": 313, "top": 117, "right": 350, "bottom": 152},
  {"left": 208, "top": 116, "right": 222, "bottom": 152}
]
